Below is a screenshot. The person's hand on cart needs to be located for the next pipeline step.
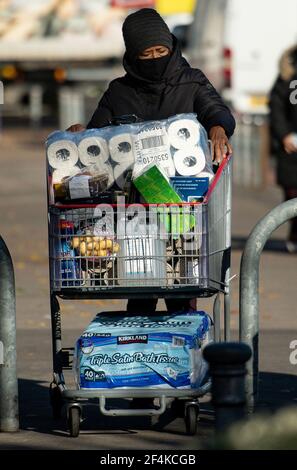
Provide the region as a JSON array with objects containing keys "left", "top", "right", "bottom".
[{"left": 209, "top": 125, "right": 233, "bottom": 165}]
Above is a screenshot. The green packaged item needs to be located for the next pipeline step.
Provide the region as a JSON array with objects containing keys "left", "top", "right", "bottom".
[
  {"left": 133, "top": 165, "right": 195, "bottom": 235},
  {"left": 155, "top": 206, "right": 195, "bottom": 236},
  {"left": 133, "top": 165, "right": 182, "bottom": 204}
]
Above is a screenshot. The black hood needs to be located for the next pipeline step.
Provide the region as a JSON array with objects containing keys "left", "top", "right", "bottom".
[{"left": 122, "top": 35, "right": 189, "bottom": 87}]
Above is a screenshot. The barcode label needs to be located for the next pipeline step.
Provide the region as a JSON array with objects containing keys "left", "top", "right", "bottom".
[
  {"left": 172, "top": 336, "right": 185, "bottom": 347},
  {"left": 141, "top": 135, "right": 164, "bottom": 149}
]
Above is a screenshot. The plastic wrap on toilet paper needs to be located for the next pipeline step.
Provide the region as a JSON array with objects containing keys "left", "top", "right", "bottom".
[
  {"left": 109, "top": 133, "right": 134, "bottom": 164},
  {"left": 166, "top": 114, "right": 213, "bottom": 179},
  {"left": 196, "top": 171, "right": 214, "bottom": 182},
  {"left": 113, "top": 162, "right": 134, "bottom": 189},
  {"left": 167, "top": 119, "right": 200, "bottom": 149},
  {"left": 46, "top": 131, "right": 79, "bottom": 170},
  {"left": 46, "top": 113, "right": 214, "bottom": 204},
  {"left": 73, "top": 310, "right": 212, "bottom": 390},
  {"left": 132, "top": 121, "right": 176, "bottom": 178},
  {"left": 78, "top": 130, "right": 109, "bottom": 166},
  {"left": 173, "top": 147, "right": 206, "bottom": 177},
  {"left": 51, "top": 166, "right": 80, "bottom": 184}
]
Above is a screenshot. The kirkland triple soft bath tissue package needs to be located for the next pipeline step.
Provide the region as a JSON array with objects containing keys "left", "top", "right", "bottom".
[{"left": 73, "top": 311, "right": 212, "bottom": 390}]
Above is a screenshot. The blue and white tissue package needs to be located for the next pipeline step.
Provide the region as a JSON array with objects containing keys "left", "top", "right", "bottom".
[{"left": 73, "top": 311, "right": 212, "bottom": 390}]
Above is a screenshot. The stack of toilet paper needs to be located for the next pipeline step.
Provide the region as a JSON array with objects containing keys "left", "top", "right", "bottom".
[
  {"left": 73, "top": 310, "right": 212, "bottom": 390},
  {"left": 46, "top": 113, "right": 214, "bottom": 198},
  {"left": 132, "top": 114, "right": 214, "bottom": 181},
  {"left": 46, "top": 129, "right": 135, "bottom": 190}
]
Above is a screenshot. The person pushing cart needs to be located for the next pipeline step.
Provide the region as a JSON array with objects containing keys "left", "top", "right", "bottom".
[{"left": 48, "top": 8, "right": 235, "bottom": 436}]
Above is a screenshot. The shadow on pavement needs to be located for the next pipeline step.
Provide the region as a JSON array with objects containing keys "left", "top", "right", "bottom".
[
  {"left": 257, "top": 371, "right": 297, "bottom": 412},
  {"left": 18, "top": 378, "right": 204, "bottom": 438},
  {"left": 18, "top": 370, "right": 297, "bottom": 438}
]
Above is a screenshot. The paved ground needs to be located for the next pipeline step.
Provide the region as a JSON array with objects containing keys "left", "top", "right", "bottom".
[{"left": 0, "top": 128, "right": 296, "bottom": 449}]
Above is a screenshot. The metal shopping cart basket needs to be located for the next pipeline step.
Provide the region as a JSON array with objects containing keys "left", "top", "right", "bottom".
[{"left": 47, "top": 155, "right": 232, "bottom": 437}]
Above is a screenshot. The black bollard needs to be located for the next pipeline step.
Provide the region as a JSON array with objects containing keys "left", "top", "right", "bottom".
[{"left": 203, "top": 342, "right": 252, "bottom": 432}]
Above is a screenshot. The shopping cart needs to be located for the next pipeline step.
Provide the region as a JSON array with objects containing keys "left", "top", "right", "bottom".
[{"left": 47, "top": 154, "right": 232, "bottom": 437}]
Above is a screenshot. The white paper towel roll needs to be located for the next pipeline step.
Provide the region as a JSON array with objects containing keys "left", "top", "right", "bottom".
[
  {"left": 113, "top": 163, "right": 133, "bottom": 189},
  {"left": 78, "top": 136, "right": 109, "bottom": 166},
  {"left": 109, "top": 133, "right": 134, "bottom": 164},
  {"left": 47, "top": 139, "right": 79, "bottom": 170},
  {"left": 173, "top": 147, "right": 206, "bottom": 176},
  {"left": 168, "top": 119, "right": 200, "bottom": 150}
]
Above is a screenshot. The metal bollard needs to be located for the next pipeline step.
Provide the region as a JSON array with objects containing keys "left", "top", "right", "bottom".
[
  {"left": 240, "top": 198, "right": 297, "bottom": 411},
  {"left": 0, "top": 236, "right": 19, "bottom": 432},
  {"left": 203, "top": 342, "right": 252, "bottom": 432}
]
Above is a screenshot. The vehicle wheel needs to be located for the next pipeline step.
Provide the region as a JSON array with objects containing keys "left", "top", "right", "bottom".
[
  {"left": 68, "top": 407, "right": 80, "bottom": 438},
  {"left": 49, "top": 385, "right": 63, "bottom": 420},
  {"left": 184, "top": 405, "right": 199, "bottom": 436}
]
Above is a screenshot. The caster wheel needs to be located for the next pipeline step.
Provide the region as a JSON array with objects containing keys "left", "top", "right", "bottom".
[
  {"left": 184, "top": 404, "right": 199, "bottom": 436},
  {"left": 50, "top": 385, "right": 63, "bottom": 420},
  {"left": 68, "top": 407, "right": 81, "bottom": 437}
]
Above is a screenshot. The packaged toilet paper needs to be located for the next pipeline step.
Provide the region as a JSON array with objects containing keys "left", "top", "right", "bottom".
[
  {"left": 46, "top": 113, "right": 214, "bottom": 203},
  {"left": 73, "top": 310, "right": 212, "bottom": 390}
]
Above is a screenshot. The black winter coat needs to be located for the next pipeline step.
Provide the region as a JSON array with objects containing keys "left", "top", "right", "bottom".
[
  {"left": 269, "top": 46, "right": 297, "bottom": 188},
  {"left": 87, "top": 37, "right": 235, "bottom": 138}
]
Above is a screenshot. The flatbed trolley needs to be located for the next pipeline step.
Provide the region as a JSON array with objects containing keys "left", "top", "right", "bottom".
[{"left": 47, "top": 155, "right": 232, "bottom": 437}]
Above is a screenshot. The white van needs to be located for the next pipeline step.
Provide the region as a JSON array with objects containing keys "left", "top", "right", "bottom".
[{"left": 188, "top": 0, "right": 297, "bottom": 114}]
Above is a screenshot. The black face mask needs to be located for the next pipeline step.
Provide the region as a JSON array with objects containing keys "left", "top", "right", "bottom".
[{"left": 136, "top": 54, "right": 171, "bottom": 81}]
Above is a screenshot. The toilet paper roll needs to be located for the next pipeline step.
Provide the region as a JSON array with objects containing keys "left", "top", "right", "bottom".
[
  {"left": 173, "top": 147, "right": 206, "bottom": 176},
  {"left": 51, "top": 166, "right": 79, "bottom": 184},
  {"left": 168, "top": 119, "right": 200, "bottom": 150},
  {"left": 96, "top": 162, "right": 114, "bottom": 188},
  {"left": 196, "top": 170, "right": 214, "bottom": 182},
  {"left": 78, "top": 136, "right": 109, "bottom": 166},
  {"left": 109, "top": 133, "right": 134, "bottom": 164},
  {"left": 113, "top": 163, "right": 133, "bottom": 189},
  {"left": 47, "top": 139, "right": 79, "bottom": 170}
]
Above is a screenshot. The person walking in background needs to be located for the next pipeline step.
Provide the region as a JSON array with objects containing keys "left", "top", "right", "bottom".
[{"left": 269, "top": 45, "right": 297, "bottom": 252}]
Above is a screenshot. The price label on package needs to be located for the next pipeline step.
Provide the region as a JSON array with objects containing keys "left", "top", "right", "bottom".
[
  {"left": 69, "top": 175, "right": 91, "bottom": 200},
  {"left": 133, "top": 124, "right": 176, "bottom": 177}
]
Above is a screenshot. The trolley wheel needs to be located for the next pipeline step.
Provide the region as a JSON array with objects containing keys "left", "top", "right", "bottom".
[
  {"left": 184, "top": 404, "right": 199, "bottom": 436},
  {"left": 68, "top": 406, "right": 81, "bottom": 438},
  {"left": 49, "top": 385, "right": 63, "bottom": 420}
]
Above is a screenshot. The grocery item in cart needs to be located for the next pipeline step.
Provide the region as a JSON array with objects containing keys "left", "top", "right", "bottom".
[
  {"left": 170, "top": 177, "right": 209, "bottom": 203},
  {"left": 46, "top": 131, "right": 79, "bottom": 171},
  {"left": 131, "top": 114, "right": 213, "bottom": 180},
  {"left": 55, "top": 216, "right": 79, "bottom": 287},
  {"left": 133, "top": 164, "right": 182, "bottom": 204},
  {"left": 72, "top": 234, "right": 120, "bottom": 259},
  {"left": 117, "top": 218, "right": 166, "bottom": 287},
  {"left": 53, "top": 163, "right": 112, "bottom": 203},
  {"left": 46, "top": 113, "right": 214, "bottom": 205},
  {"left": 73, "top": 311, "right": 212, "bottom": 390}
]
